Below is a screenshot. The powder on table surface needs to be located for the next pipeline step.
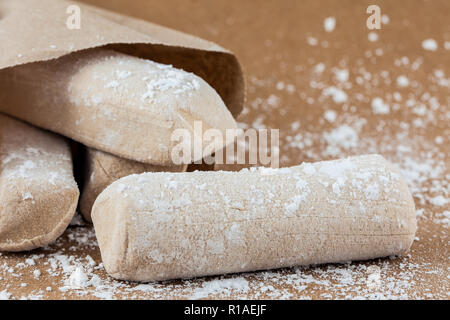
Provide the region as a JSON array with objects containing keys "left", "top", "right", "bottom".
[
  {"left": 371, "top": 97, "right": 390, "bottom": 115},
  {"left": 422, "top": 39, "right": 438, "bottom": 51},
  {"left": 368, "top": 32, "right": 378, "bottom": 42},
  {"left": 324, "top": 17, "right": 336, "bottom": 33},
  {"left": 1, "top": 223, "right": 447, "bottom": 299}
]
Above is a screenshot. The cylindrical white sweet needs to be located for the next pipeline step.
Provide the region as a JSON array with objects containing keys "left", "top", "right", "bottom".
[
  {"left": 92, "top": 154, "right": 416, "bottom": 282},
  {"left": 80, "top": 148, "right": 188, "bottom": 222},
  {"left": 0, "top": 114, "right": 79, "bottom": 252},
  {"left": 0, "top": 49, "right": 237, "bottom": 165}
]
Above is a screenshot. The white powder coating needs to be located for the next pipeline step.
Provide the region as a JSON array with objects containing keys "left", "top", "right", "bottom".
[
  {"left": 284, "top": 191, "right": 309, "bottom": 216},
  {"left": 364, "top": 183, "right": 380, "bottom": 200},
  {"left": 422, "top": 39, "right": 438, "bottom": 51},
  {"left": 318, "top": 158, "right": 356, "bottom": 181},
  {"left": 0, "top": 49, "right": 237, "bottom": 166},
  {"left": 324, "top": 17, "right": 336, "bottom": 32},
  {"left": 140, "top": 60, "right": 201, "bottom": 102},
  {"left": 301, "top": 163, "right": 317, "bottom": 175},
  {"left": 116, "top": 183, "right": 127, "bottom": 194},
  {"left": 92, "top": 154, "right": 417, "bottom": 282},
  {"left": 371, "top": 97, "right": 390, "bottom": 115},
  {"left": 21, "top": 192, "right": 34, "bottom": 201}
]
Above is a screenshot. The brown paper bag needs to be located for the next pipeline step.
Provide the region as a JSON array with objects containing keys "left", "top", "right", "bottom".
[
  {"left": 0, "top": 0, "right": 244, "bottom": 115},
  {"left": 0, "top": 0, "right": 244, "bottom": 165},
  {"left": 0, "top": 114, "right": 79, "bottom": 252}
]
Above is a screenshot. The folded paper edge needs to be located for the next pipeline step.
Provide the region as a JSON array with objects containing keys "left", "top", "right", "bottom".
[{"left": 0, "top": 0, "right": 245, "bottom": 117}]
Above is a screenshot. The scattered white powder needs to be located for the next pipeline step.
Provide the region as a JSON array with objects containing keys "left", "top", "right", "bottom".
[
  {"left": 291, "top": 121, "right": 300, "bottom": 131},
  {"left": 322, "top": 86, "right": 348, "bottom": 104},
  {"left": 0, "top": 290, "right": 11, "bottom": 300},
  {"left": 276, "top": 81, "right": 285, "bottom": 90},
  {"left": 314, "top": 63, "right": 325, "bottom": 73},
  {"left": 324, "top": 110, "right": 337, "bottom": 122},
  {"left": 307, "top": 36, "right": 318, "bottom": 46},
  {"left": 191, "top": 277, "right": 249, "bottom": 299},
  {"left": 434, "top": 70, "right": 444, "bottom": 78},
  {"left": 434, "top": 136, "right": 443, "bottom": 144},
  {"left": 68, "top": 267, "right": 89, "bottom": 289},
  {"left": 33, "top": 270, "right": 41, "bottom": 279},
  {"left": 334, "top": 69, "right": 349, "bottom": 82},
  {"left": 422, "top": 39, "right": 438, "bottom": 51},
  {"left": 25, "top": 258, "right": 35, "bottom": 266},
  {"left": 324, "top": 17, "right": 336, "bottom": 32},
  {"left": 368, "top": 32, "right": 379, "bottom": 42},
  {"left": 433, "top": 211, "right": 449, "bottom": 228},
  {"left": 396, "top": 75, "right": 410, "bottom": 87},
  {"left": 267, "top": 94, "right": 280, "bottom": 107},
  {"left": 70, "top": 213, "right": 85, "bottom": 227},
  {"left": 428, "top": 195, "right": 447, "bottom": 207},
  {"left": 371, "top": 97, "right": 390, "bottom": 114},
  {"left": 324, "top": 125, "right": 359, "bottom": 152},
  {"left": 286, "top": 84, "right": 296, "bottom": 93}
]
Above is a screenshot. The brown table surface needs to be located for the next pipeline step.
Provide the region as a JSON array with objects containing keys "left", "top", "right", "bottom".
[{"left": 0, "top": 0, "right": 448, "bottom": 300}]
